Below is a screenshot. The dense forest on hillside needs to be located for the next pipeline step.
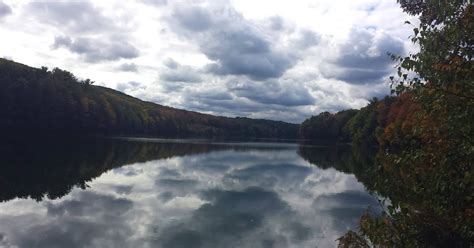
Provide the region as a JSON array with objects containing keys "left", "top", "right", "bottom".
[{"left": 0, "top": 58, "right": 297, "bottom": 139}]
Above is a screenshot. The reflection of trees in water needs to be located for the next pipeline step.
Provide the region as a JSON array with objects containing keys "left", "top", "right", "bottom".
[
  {"left": 0, "top": 138, "right": 297, "bottom": 203},
  {"left": 0, "top": 139, "right": 380, "bottom": 204},
  {"left": 0, "top": 139, "right": 219, "bottom": 202},
  {"left": 298, "top": 144, "right": 378, "bottom": 192}
]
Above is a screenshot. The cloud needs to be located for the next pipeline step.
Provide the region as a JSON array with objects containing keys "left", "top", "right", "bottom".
[
  {"left": 349, "top": 81, "right": 391, "bottom": 100},
  {"left": 169, "top": 4, "right": 297, "bottom": 80},
  {"left": 294, "top": 29, "right": 321, "bottom": 49},
  {"left": 172, "top": 6, "right": 213, "bottom": 32},
  {"left": 177, "top": 89, "right": 312, "bottom": 123},
  {"left": 155, "top": 73, "right": 316, "bottom": 123},
  {"left": 115, "top": 81, "right": 145, "bottom": 92},
  {"left": 141, "top": 0, "right": 168, "bottom": 6},
  {"left": 27, "top": 1, "right": 116, "bottom": 34},
  {"left": 0, "top": 1, "right": 12, "bottom": 19},
  {"left": 160, "top": 58, "right": 202, "bottom": 83},
  {"left": 118, "top": 63, "right": 138, "bottom": 72},
  {"left": 321, "top": 27, "right": 405, "bottom": 85},
  {"left": 113, "top": 185, "right": 134, "bottom": 195},
  {"left": 266, "top": 16, "right": 291, "bottom": 32},
  {"left": 227, "top": 79, "right": 315, "bottom": 107},
  {"left": 53, "top": 35, "right": 139, "bottom": 63}
]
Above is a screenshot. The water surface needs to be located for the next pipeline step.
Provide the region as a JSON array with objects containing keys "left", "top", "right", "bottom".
[{"left": 0, "top": 138, "right": 378, "bottom": 247}]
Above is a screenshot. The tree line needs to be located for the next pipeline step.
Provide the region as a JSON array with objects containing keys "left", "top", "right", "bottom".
[
  {"left": 299, "top": 96, "right": 397, "bottom": 147},
  {"left": 0, "top": 59, "right": 298, "bottom": 139}
]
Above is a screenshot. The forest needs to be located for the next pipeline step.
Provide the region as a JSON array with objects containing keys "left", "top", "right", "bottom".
[{"left": 0, "top": 58, "right": 297, "bottom": 139}]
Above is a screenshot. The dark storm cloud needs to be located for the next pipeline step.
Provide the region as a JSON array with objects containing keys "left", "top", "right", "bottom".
[
  {"left": 321, "top": 28, "right": 404, "bottom": 84},
  {"left": 27, "top": 1, "right": 115, "bottom": 34},
  {"left": 228, "top": 80, "right": 315, "bottom": 106},
  {"left": 154, "top": 187, "right": 312, "bottom": 247},
  {"left": 53, "top": 35, "right": 139, "bottom": 63},
  {"left": 160, "top": 59, "right": 202, "bottom": 83},
  {"left": 169, "top": 5, "right": 297, "bottom": 80},
  {"left": 118, "top": 63, "right": 138, "bottom": 72},
  {"left": 0, "top": 0, "right": 12, "bottom": 19}
]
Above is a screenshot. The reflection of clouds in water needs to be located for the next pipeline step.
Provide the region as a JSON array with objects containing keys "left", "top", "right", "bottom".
[
  {"left": 113, "top": 185, "right": 134, "bottom": 195},
  {"left": 154, "top": 187, "right": 313, "bottom": 248},
  {"left": 0, "top": 147, "right": 378, "bottom": 247},
  {"left": 158, "top": 167, "right": 182, "bottom": 178},
  {"left": 224, "top": 163, "right": 312, "bottom": 189},
  {"left": 155, "top": 178, "right": 200, "bottom": 202},
  {"left": 312, "top": 191, "right": 381, "bottom": 235},
  {"left": 0, "top": 191, "right": 135, "bottom": 248},
  {"left": 46, "top": 191, "right": 133, "bottom": 218}
]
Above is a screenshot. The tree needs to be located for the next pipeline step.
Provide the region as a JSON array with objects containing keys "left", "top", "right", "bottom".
[{"left": 339, "top": 1, "right": 474, "bottom": 247}]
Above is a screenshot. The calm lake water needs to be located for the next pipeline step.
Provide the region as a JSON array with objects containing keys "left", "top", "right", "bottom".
[{"left": 0, "top": 138, "right": 379, "bottom": 248}]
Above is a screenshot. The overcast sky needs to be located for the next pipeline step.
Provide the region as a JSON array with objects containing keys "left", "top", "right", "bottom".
[{"left": 0, "top": 0, "right": 416, "bottom": 123}]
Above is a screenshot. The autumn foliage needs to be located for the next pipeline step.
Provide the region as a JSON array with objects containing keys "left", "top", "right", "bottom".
[{"left": 338, "top": 0, "right": 474, "bottom": 247}]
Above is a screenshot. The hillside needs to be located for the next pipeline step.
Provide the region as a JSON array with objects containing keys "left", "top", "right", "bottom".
[{"left": 0, "top": 58, "right": 298, "bottom": 138}]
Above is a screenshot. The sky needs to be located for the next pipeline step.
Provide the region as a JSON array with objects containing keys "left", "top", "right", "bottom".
[{"left": 0, "top": 0, "right": 416, "bottom": 123}]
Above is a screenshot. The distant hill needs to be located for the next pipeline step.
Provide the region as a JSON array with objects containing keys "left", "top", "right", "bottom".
[{"left": 0, "top": 58, "right": 298, "bottom": 138}]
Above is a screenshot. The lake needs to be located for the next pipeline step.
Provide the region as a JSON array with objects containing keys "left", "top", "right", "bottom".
[{"left": 0, "top": 138, "right": 379, "bottom": 248}]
